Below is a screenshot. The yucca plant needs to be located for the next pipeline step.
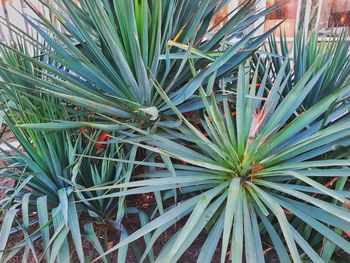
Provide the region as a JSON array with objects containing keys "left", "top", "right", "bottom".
[
  {"left": 0, "top": 89, "right": 86, "bottom": 261},
  {"left": 262, "top": 29, "right": 350, "bottom": 109},
  {"left": 82, "top": 59, "right": 350, "bottom": 262},
  {"left": 1, "top": 1, "right": 350, "bottom": 263},
  {"left": 0, "top": 0, "right": 280, "bottom": 128},
  {"left": 0, "top": 106, "right": 151, "bottom": 262},
  {"left": 0, "top": 46, "right": 149, "bottom": 262}
]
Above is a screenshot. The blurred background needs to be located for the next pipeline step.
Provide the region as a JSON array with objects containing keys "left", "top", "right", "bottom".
[{"left": 1, "top": 0, "right": 349, "bottom": 47}]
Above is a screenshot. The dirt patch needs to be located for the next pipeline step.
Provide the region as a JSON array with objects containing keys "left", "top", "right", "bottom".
[{"left": 2, "top": 192, "right": 228, "bottom": 263}]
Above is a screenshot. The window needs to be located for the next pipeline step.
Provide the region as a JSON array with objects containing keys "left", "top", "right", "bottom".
[
  {"left": 319, "top": 0, "right": 350, "bottom": 36},
  {"left": 265, "top": 0, "right": 298, "bottom": 38}
]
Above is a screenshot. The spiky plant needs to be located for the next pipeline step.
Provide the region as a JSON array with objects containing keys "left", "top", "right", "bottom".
[
  {"left": 262, "top": 29, "right": 350, "bottom": 109},
  {"left": 0, "top": 45, "right": 149, "bottom": 262},
  {"left": 0, "top": 0, "right": 279, "bottom": 128},
  {"left": 0, "top": 1, "right": 350, "bottom": 263},
  {"left": 83, "top": 59, "right": 350, "bottom": 262},
  {"left": 0, "top": 103, "right": 151, "bottom": 262}
]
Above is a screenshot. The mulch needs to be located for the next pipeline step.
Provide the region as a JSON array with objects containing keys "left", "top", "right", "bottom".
[{"left": 3, "top": 194, "right": 227, "bottom": 263}]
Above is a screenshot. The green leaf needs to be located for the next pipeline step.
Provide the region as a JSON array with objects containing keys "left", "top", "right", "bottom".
[
  {"left": 0, "top": 207, "right": 18, "bottom": 262},
  {"left": 221, "top": 178, "right": 241, "bottom": 262}
]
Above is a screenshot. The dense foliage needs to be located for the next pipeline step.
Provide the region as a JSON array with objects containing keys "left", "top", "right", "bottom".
[{"left": 0, "top": 0, "right": 349, "bottom": 262}]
